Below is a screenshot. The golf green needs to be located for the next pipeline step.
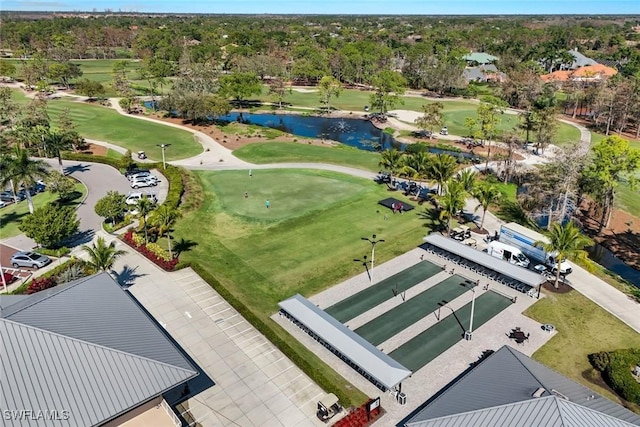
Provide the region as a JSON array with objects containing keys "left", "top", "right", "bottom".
[
  {"left": 389, "top": 291, "right": 512, "bottom": 371},
  {"left": 355, "top": 275, "right": 470, "bottom": 346},
  {"left": 325, "top": 260, "right": 442, "bottom": 323}
]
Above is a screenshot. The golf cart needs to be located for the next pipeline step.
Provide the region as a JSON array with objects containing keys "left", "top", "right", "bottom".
[
  {"left": 440, "top": 126, "right": 449, "bottom": 136},
  {"left": 137, "top": 151, "right": 147, "bottom": 160},
  {"left": 450, "top": 225, "right": 471, "bottom": 241},
  {"left": 316, "top": 393, "right": 341, "bottom": 421}
]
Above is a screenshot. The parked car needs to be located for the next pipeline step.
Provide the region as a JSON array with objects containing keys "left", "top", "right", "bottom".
[
  {"left": 125, "top": 169, "right": 150, "bottom": 180},
  {"left": 130, "top": 176, "right": 158, "bottom": 189},
  {"left": 1, "top": 271, "right": 16, "bottom": 285},
  {"left": 10, "top": 251, "right": 51, "bottom": 269},
  {"left": 0, "top": 190, "right": 25, "bottom": 202},
  {"left": 0, "top": 200, "right": 6, "bottom": 209},
  {"left": 125, "top": 192, "right": 157, "bottom": 206}
]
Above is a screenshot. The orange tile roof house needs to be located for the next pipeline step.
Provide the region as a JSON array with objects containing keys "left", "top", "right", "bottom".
[{"left": 541, "top": 64, "right": 618, "bottom": 83}]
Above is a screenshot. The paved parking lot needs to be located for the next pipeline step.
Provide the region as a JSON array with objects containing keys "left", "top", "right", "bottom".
[{"left": 111, "top": 246, "right": 328, "bottom": 427}]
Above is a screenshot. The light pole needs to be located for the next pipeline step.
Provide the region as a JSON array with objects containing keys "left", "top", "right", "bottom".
[
  {"left": 157, "top": 144, "right": 170, "bottom": 169},
  {"left": 361, "top": 234, "right": 384, "bottom": 284},
  {"left": 465, "top": 284, "right": 477, "bottom": 341}
]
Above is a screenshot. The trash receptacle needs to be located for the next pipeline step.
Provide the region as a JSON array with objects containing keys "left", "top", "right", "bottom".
[
  {"left": 397, "top": 392, "right": 407, "bottom": 405},
  {"left": 465, "top": 331, "right": 473, "bottom": 341}
]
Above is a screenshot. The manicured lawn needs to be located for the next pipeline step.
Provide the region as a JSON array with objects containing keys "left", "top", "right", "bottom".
[
  {"left": 173, "top": 169, "right": 436, "bottom": 406},
  {"left": 616, "top": 182, "right": 640, "bottom": 214},
  {"left": 5, "top": 58, "right": 154, "bottom": 97},
  {"left": 525, "top": 289, "right": 640, "bottom": 407},
  {"left": 11, "top": 90, "right": 201, "bottom": 161},
  {"left": 0, "top": 184, "right": 86, "bottom": 239},
  {"left": 106, "top": 149, "right": 123, "bottom": 159},
  {"left": 233, "top": 142, "right": 381, "bottom": 172}
]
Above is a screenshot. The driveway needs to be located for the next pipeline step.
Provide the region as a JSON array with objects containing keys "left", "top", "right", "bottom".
[{"left": 2, "top": 160, "right": 167, "bottom": 251}]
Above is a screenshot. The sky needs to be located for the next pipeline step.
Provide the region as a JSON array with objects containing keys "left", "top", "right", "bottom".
[{"left": 3, "top": 0, "right": 640, "bottom": 14}]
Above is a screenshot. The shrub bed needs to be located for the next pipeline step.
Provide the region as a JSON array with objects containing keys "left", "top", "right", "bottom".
[
  {"left": 589, "top": 349, "right": 640, "bottom": 404},
  {"left": 12, "top": 258, "right": 91, "bottom": 295},
  {"left": 122, "top": 230, "right": 179, "bottom": 271},
  {"left": 26, "top": 276, "right": 57, "bottom": 294},
  {"left": 37, "top": 246, "right": 71, "bottom": 257}
]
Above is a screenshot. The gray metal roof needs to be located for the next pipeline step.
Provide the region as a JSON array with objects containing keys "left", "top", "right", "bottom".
[
  {"left": 423, "top": 234, "right": 545, "bottom": 287},
  {"left": 0, "top": 273, "right": 198, "bottom": 427},
  {"left": 1, "top": 272, "right": 193, "bottom": 370},
  {"left": 406, "top": 346, "right": 640, "bottom": 426},
  {"left": 279, "top": 294, "right": 412, "bottom": 390},
  {"left": 568, "top": 48, "right": 598, "bottom": 69},
  {"left": 405, "top": 395, "right": 639, "bottom": 427}
]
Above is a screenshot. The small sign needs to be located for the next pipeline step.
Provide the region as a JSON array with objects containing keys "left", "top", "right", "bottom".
[{"left": 367, "top": 397, "right": 380, "bottom": 412}]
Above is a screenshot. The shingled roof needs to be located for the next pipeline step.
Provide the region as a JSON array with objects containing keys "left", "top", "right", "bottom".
[
  {"left": 0, "top": 273, "right": 198, "bottom": 427},
  {"left": 406, "top": 345, "right": 640, "bottom": 427}
]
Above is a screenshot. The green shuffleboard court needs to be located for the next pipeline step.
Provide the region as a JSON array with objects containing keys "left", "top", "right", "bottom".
[
  {"left": 389, "top": 291, "right": 512, "bottom": 371},
  {"left": 325, "top": 260, "right": 442, "bottom": 323},
  {"left": 355, "top": 275, "right": 470, "bottom": 346}
]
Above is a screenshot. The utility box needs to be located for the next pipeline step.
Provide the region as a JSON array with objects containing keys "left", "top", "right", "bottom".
[
  {"left": 397, "top": 393, "right": 407, "bottom": 405},
  {"left": 465, "top": 331, "right": 473, "bottom": 341}
]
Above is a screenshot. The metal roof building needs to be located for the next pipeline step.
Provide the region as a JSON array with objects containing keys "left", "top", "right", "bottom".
[
  {"left": 279, "top": 294, "right": 412, "bottom": 391},
  {"left": 423, "top": 234, "right": 545, "bottom": 288},
  {"left": 405, "top": 345, "right": 640, "bottom": 427},
  {"left": 0, "top": 273, "right": 198, "bottom": 427}
]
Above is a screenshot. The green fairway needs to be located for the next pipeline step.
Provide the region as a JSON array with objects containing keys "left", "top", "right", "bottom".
[
  {"left": 10, "top": 89, "right": 201, "bottom": 160},
  {"left": 325, "top": 261, "right": 443, "bottom": 323},
  {"left": 355, "top": 275, "right": 470, "bottom": 345},
  {"left": 390, "top": 291, "right": 512, "bottom": 371},
  {"left": 0, "top": 184, "right": 86, "bottom": 239},
  {"left": 233, "top": 142, "right": 381, "bottom": 172}
]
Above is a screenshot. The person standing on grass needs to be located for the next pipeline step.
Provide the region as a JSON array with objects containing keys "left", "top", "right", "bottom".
[{"left": 265, "top": 199, "right": 270, "bottom": 209}]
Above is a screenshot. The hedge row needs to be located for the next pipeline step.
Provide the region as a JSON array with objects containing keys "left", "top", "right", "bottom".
[
  {"left": 589, "top": 349, "right": 640, "bottom": 404},
  {"left": 11, "top": 258, "right": 87, "bottom": 295},
  {"left": 177, "top": 261, "right": 352, "bottom": 406}
]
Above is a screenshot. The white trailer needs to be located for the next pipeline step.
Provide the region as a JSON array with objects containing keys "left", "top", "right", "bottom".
[
  {"left": 487, "top": 241, "right": 530, "bottom": 267},
  {"left": 499, "top": 222, "right": 572, "bottom": 274}
]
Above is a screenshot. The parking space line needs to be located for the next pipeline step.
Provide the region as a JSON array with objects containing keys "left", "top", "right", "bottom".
[
  {"left": 206, "top": 307, "right": 232, "bottom": 319},
  {"left": 195, "top": 295, "right": 219, "bottom": 304},
  {"left": 302, "top": 392, "right": 325, "bottom": 408},
  {"left": 289, "top": 381, "right": 313, "bottom": 398},
  {"left": 228, "top": 327, "right": 252, "bottom": 338},
  {"left": 268, "top": 364, "right": 294, "bottom": 380},
  {"left": 279, "top": 373, "right": 303, "bottom": 388},
  {"left": 236, "top": 334, "right": 263, "bottom": 346},
  {"left": 220, "top": 320, "right": 245, "bottom": 332}
]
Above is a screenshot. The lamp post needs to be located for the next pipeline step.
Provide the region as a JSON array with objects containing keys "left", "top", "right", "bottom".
[
  {"left": 157, "top": 144, "right": 170, "bottom": 169},
  {"left": 465, "top": 284, "right": 477, "bottom": 341},
  {"left": 361, "top": 234, "right": 384, "bottom": 284}
]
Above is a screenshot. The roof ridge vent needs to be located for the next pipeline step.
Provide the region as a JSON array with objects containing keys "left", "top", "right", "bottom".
[
  {"left": 551, "top": 389, "right": 570, "bottom": 401},
  {"left": 532, "top": 387, "right": 546, "bottom": 398}
]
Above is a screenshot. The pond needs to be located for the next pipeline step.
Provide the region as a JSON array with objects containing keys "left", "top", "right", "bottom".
[
  {"left": 146, "top": 102, "right": 475, "bottom": 158},
  {"left": 588, "top": 244, "right": 640, "bottom": 288}
]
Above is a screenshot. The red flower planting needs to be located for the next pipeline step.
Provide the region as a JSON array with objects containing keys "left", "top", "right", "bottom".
[
  {"left": 26, "top": 276, "right": 57, "bottom": 294},
  {"left": 123, "top": 230, "right": 179, "bottom": 271}
]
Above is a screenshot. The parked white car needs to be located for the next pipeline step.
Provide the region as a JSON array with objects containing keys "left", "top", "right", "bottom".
[
  {"left": 130, "top": 176, "right": 158, "bottom": 189},
  {"left": 127, "top": 171, "right": 152, "bottom": 181},
  {"left": 125, "top": 192, "right": 157, "bottom": 206}
]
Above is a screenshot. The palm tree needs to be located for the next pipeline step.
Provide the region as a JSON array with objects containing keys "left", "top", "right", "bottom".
[
  {"left": 136, "top": 197, "right": 156, "bottom": 244},
  {"left": 82, "top": 236, "right": 127, "bottom": 272},
  {"left": 534, "top": 221, "right": 592, "bottom": 289},
  {"left": 379, "top": 149, "right": 403, "bottom": 178},
  {"left": 473, "top": 183, "right": 502, "bottom": 231},
  {"left": 1, "top": 147, "right": 50, "bottom": 213},
  {"left": 437, "top": 180, "right": 466, "bottom": 235},
  {"left": 456, "top": 168, "right": 477, "bottom": 194},
  {"left": 149, "top": 204, "right": 181, "bottom": 258},
  {"left": 43, "top": 129, "right": 73, "bottom": 173},
  {"left": 428, "top": 154, "right": 457, "bottom": 195}
]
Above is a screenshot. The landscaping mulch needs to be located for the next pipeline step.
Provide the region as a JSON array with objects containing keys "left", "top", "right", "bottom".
[{"left": 542, "top": 279, "right": 573, "bottom": 294}]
